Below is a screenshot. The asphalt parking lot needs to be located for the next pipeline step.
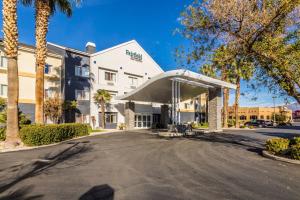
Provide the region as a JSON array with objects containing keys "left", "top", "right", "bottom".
[{"left": 0, "top": 126, "right": 300, "bottom": 200}]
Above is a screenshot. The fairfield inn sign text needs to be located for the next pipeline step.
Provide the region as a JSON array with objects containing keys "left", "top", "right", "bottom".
[{"left": 126, "top": 50, "right": 143, "bottom": 62}]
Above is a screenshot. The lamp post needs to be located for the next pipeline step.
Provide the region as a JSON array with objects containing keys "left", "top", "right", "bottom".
[{"left": 272, "top": 96, "right": 276, "bottom": 126}]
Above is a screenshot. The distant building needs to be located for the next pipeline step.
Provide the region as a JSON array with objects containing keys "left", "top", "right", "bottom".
[{"left": 228, "top": 106, "right": 293, "bottom": 124}]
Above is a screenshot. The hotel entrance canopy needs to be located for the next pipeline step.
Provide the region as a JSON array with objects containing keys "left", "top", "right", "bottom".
[
  {"left": 116, "top": 69, "right": 236, "bottom": 132},
  {"left": 116, "top": 69, "right": 236, "bottom": 103}
]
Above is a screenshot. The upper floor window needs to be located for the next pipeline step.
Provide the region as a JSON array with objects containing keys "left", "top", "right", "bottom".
[
  {"left": 75, "top": 66, "right": 89, "bottom": 77},
  {"left": 45, "top": 64, "right": 52, "bottom": 74},
  {"left": 0, "top": 56, "right": 7, "bottom": 68},
  {"left": 105, "top": 72, "right": 116, "bottom": 82},
  {"left": 45, "top": 88, "right": 56, "bottom": 98},
  {"left": 129, "top": 76, "right": 138, "bottom": 86},
  {"left": 0, "top": 84, "right": 7, "bottom": 96},
  {"left": 184, "top": 103, "right": 192, "bottom": 110},
  {"left": 75, "top": 88, "right": 89, "bottom": 100}
]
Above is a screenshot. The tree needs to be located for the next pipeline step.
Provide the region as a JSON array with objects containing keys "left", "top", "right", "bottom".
[
  {"left": 93, "top": 90, "right": 111, "bottom": 129},
  {"left": 44, "top": 96, "right": 63, "bottom": 124},
  {"left": 2, "top": 0, "right": 20, "bottom": 146},
  {"left": 21, "top": 0, "right": 80, "bottom": 124},
  {"left": 179, "top": 0, "right": 300, "bottom": 103},
  {"left": 62, "top": 100, "right": 78, "bottom": 122}
]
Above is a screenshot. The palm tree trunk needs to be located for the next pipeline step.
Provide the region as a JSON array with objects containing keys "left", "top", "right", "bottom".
[
  {"left": 101, "top": 101, "right": 105, "bottom": 129},
  {"left": 34, "top": 1, "right": 50, "bottom": 124},
  {"left": 235, "top": 76, "right": 241, "bottom": 128},
  {"left": 221, "top": 66, "right": 228, "bottom": 128},
  {"left": 3, "top": 0, "right": 20, "bottom": 147}
]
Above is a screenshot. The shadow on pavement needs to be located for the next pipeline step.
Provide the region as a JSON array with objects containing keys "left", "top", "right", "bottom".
[
  {"left": 0, "top": 185, "right": 43, "bottom": 200},
  {"left": 79, "top": 185, "right": 114, "bottom": 200},
  {"left": 0, "top": 142, "right": 92, "bottom": 196},
  {"left": 186, "top": 132, "right": 264, "bottom": 154}
]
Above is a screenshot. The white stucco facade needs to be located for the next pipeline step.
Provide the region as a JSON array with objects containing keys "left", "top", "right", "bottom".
[{"left": 90, "top": 40, "right": 164, "bottom": 129}]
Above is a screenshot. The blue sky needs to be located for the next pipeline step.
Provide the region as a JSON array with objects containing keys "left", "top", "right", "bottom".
[{"left": 0, "top": 0, "right": 293, "bottom": 107}]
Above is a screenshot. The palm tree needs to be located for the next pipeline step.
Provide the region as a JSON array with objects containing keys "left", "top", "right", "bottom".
[
  {"left": 21, "top": 0, "right": 80, "bottom": 124},
  {"left": 2, "top": 0, "right": 21, "bottom": 146},
  {"left": 93, "top": 90, "right": 111, "bottom": 129}
]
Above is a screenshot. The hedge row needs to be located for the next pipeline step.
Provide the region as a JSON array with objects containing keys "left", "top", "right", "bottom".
[
  {"left": 20, "top": 123, "right": 89, "bottom": 146},
  {"left": 266, "top": 137, "right": 300, "bottom": 160},
  {"left": 0, "top": 127, "right": 5, "bottom": 141}
]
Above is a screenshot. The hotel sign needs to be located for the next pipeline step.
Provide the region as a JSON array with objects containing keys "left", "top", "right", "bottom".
[{"left": 126, "top": 50, "right": 143, "bottom": 62}]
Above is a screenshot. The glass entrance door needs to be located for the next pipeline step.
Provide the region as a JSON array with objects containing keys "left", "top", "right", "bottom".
[{"left": 134, "top": 113, "right": 152, "bottom": 128}]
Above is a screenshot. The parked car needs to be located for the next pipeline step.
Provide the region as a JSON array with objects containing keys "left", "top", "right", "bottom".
[
  {"left": 264, "top": 120, "right": 274, "bottom": 127},
  {"left": 244, "top": 120, "right": 267, "bottom": 128}
]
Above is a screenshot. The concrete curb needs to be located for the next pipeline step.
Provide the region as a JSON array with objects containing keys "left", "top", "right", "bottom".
[
  {"left": 262, "top": 150, "right": 300, "bottom": 165},
  {"left": 0, "top": 130, "right": 122, "bottom": 154}
]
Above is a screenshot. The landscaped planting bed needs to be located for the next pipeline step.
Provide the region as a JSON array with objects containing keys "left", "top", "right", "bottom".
[{"left": 266, "top": 137, "right": 300, "bottom": 160}]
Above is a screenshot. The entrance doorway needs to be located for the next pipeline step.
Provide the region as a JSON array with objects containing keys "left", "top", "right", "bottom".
[
  {"left": 99, "top": 112, "right": 118, "bottom": 129},
  {"left": 134, "top": 113, "right": 152, "bottom": 128}
]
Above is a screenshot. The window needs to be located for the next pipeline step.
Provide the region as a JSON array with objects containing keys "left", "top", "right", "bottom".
[
  {"left": 0, "top": 84, "right": 7, "bottom": 96},
  {"left": 75, "top": 66, "right": 89, "bottom": 77},
  {"left": 250, "top": 115, "right": 258, "bottom": 120},
  {"left": 129, "top": 76, "right": 138, "bottom": 86},
  {"left": 75, "top": 88, "right": 89, "bottom": 100},
  {"left": 105, "top": 112, "right": 117, "bottom": 124},
  {"left": 184, "top": 103, "right": 191, "bottom": 110},
  {"left": 45, "top": 88, "right": 55, "bottom": 98},
  {"left": 45, "top": 64, "right": 52, "bottom": 74},
  {"left": 76, "top": 114, "right": 90, "bottom": 123},
  {"left": 105, "top": 71, "right": 116, "bottom": 82},
  {"left": 0, "top": 56, "right": 7, "bottom": 68},
  {"left": 266, "top": 115, "right": 270, "bottom": 120},
  {"left": 260, "top": 115, "right": 264, "bottom": 119},
  {"left": 240, "top": 115, "right": 247, "bottom": 120}
]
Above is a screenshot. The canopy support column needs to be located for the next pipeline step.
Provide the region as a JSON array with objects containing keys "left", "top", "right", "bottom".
[
  {"left": 125, "top": 102, "right": 135, "bottom": 130},
  {"left": 208, "top": 88, "right": 222, "bottom": 132}
]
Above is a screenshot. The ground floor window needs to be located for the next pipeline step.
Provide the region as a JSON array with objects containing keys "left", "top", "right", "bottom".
[
  {"left": 240, "top": 115, "right": 247, "bottom": 120},
  {"left": 76, "top": 114, "right": 90, "bottom": 123},
  {"left": 250, "top": 115, "right": 258, "bottom": 120},
  {"left": 105, "top": 112, "right": 117, "bottom": 124},
  {"left": 135, "top": 113, "right": 152, "bottom": 128}
]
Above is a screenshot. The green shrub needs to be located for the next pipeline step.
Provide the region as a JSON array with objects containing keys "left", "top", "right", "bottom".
[
  {"left": 265, "top": 138, "right": 289, "bottom": 155},
  {"left": 192, "top": 122, "right": 209, "bottom": 129},
  {"left": 20, "top": 123, "right": 89, "bottom": 146},
  {"left": 290, "top": 137, "right": 300, "bottom": 146},
  {"left": 291, "top": 144, "right": 300, "bottom": 160},
  {"left": 84, "top": 123, "right": 93, "bottom": 133},
  {"left": 0, "top": 127, "right": 5, "bottom": 141}
]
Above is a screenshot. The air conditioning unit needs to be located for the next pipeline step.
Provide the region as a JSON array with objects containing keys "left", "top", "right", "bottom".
[
  {"left": 130, "top": 86, "right": 136, "bottom": 89},
  {"left": 107, "top": 82, "right": 114, "bottom": 86}
]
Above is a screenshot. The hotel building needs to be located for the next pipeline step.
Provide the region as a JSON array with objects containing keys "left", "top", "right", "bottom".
[{"left": 0, "top": 39, "right": 236, "bottom": 131}]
